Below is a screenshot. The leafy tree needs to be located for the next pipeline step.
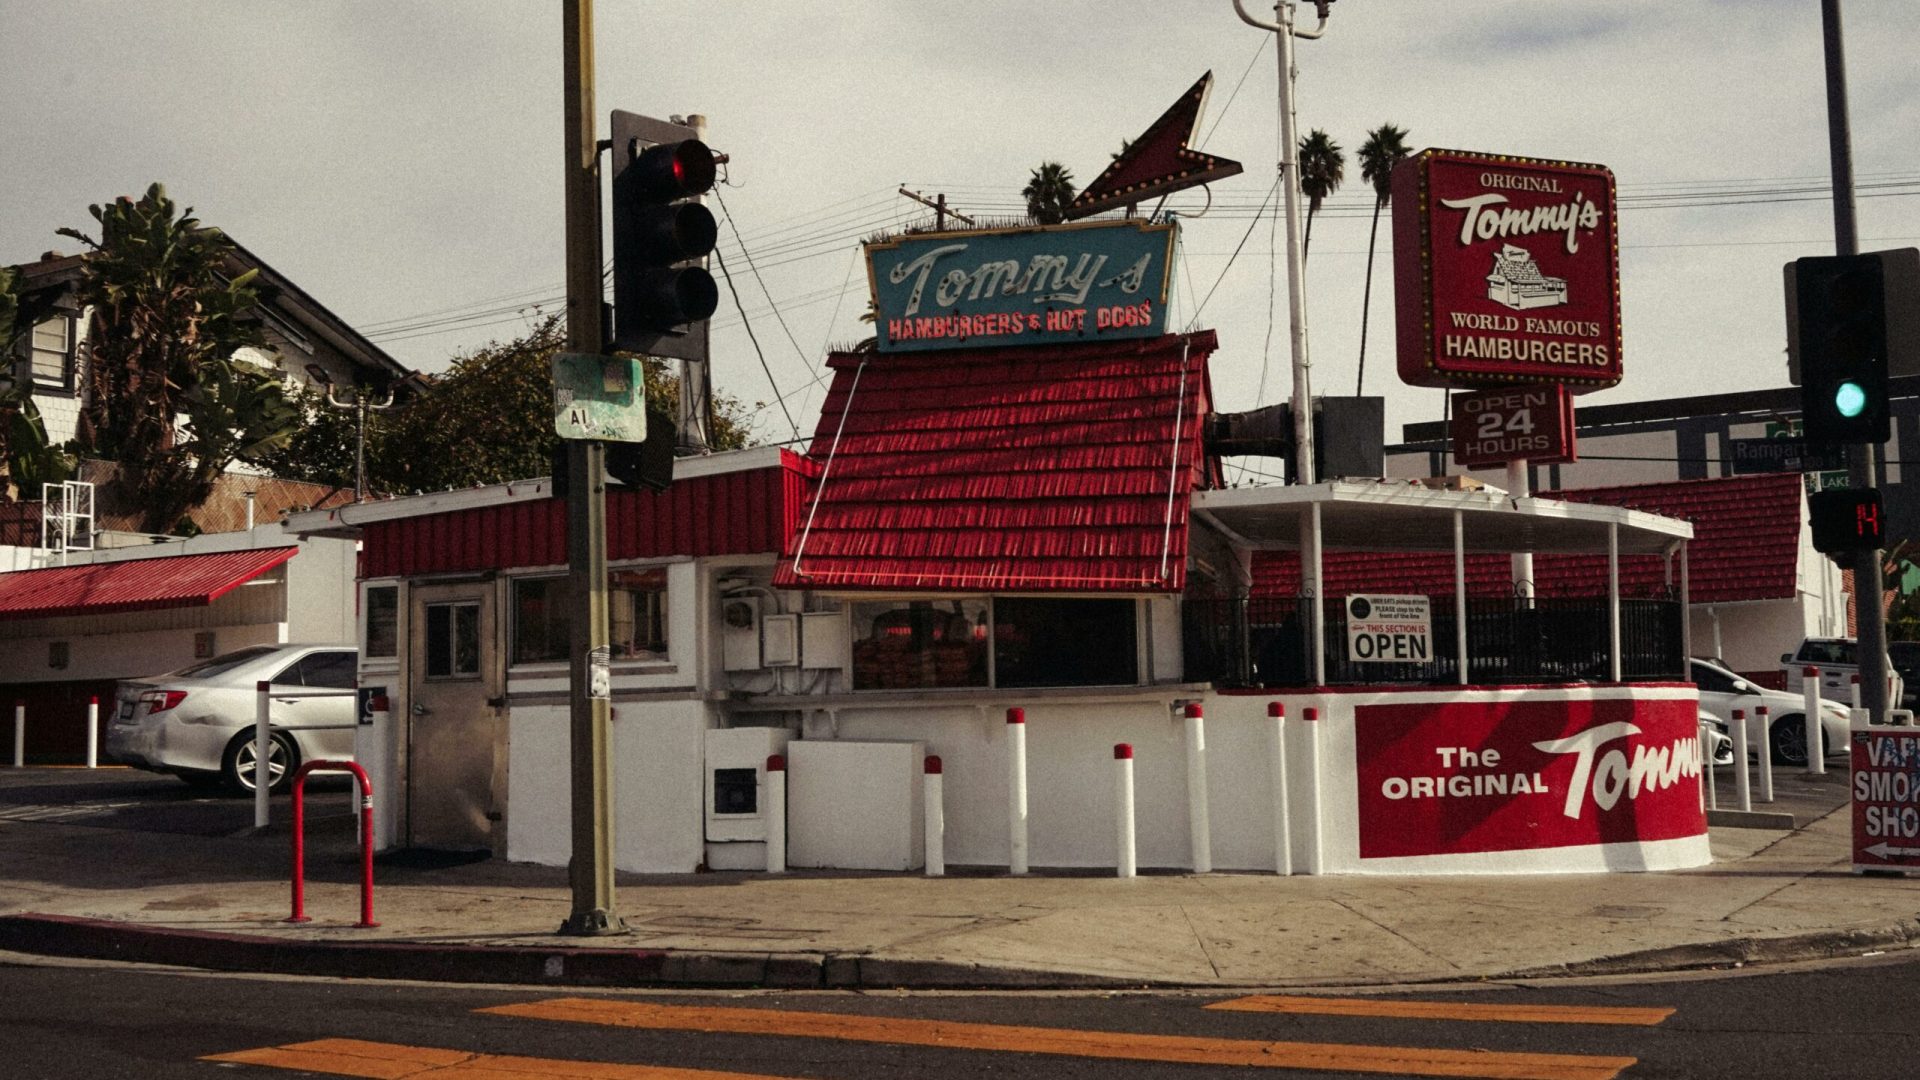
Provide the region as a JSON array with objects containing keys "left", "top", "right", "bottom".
[
  {"left": 1355, "top": 123, "right": 1412, "bottom": 395},
  {"left": 1297, "top": 128, "right": 1345, "bottom": 261},
  {"left": 56, "top": 184, "right": 296, "bottom": 530},
  {"left": 0, "top": 265, "right": 76, "bottom": 501},
  {"left": 339, "top": 314, "right": 754, "bottom": 496},
  {"left": 1022, "top": 162, "right": 1077, "bottom": 225}
]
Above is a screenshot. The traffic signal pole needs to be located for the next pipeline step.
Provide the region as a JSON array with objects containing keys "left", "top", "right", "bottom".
[
  {"left": 1820, "top": 0, "right": 1891, "bottom": 726},
  {"left": 560, "top": 0, "right": 622, "bottom": 935}
]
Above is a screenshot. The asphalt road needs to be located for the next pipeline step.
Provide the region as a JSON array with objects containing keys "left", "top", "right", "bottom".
[{"left": 3, "top": 950, "right": 1916, "bottom": 1079}]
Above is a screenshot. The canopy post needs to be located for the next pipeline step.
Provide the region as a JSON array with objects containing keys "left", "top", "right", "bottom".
[
  {"left": 1507, "top": 459, "right": 1535, "bottom": 604},
  {"left": 1608, "top": 521, "right": 1622, "bottom": 682},
  {"left": 1310, "top": 499, "right": 1326, "bottom": 686},
  {"left": 1679, "top": 540, "right": 1692, "bottom": 674},
  {"left": 1453, "top": 509, "right": 1468, "bottom": 686}
]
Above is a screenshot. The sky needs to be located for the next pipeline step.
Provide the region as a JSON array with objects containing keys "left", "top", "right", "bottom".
[{"left": 5, "top": 1, "right": 1918, "bottom": 459}]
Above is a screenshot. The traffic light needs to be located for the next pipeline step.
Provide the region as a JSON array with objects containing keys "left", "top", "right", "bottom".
[
  {"left": 611, "top": 111, "right": 717, "bottom": 359},
  {"left": 606, "top": 408, "right": 677, "bottom": 493},
  {"left": 1809, "top": 487, "right": 1884, "bottom": 554},
  {"left": 1794, "top": 254, "right": 1889, "bottom": 445}
]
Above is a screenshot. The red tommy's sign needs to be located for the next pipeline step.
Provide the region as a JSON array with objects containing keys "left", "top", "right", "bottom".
[
  {"left": 1451, "top": 383, "right": 1577, "bottom": 468},
  {"left": 1394, "top": 148, "right": 1622, "bottom": 393},
  {"left": 1355, "top": 696, "right": 1705, "bottom": 860},
  {"left": 1852, "top": 726, "right": 1920, "bottom": 874}
]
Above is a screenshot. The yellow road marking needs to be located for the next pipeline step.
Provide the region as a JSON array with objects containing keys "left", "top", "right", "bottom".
[
  {"left": 1208, "top": 994, "right": 1675, "bottom": 1027},
  {"left": 204, "top": 1036, "right": 796, "bottom": 1079},
  {"left": 482, "top": 998, "right": 1637, "bottom": 1080}
]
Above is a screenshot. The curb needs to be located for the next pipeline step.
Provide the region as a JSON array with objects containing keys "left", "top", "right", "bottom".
[
  {"left": 0, "top": 914, "right": 1135, "bottom": 991},
  {"left": 1502, "top": 918, "right": 1920, "bottom": 979}
]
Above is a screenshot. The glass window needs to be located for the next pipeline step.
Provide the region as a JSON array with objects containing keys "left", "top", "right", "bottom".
[
  {"left": 1690, "top": 661, "right": 1737, "bottom": 694},
  {"left": 993, "top": 598, "right": 1139, "bottom": 689},
  {"left": 173, "top": 645, "right": 280, "bottom": 680},
  {"left": 514, "top": 569, "right": 670, "bottom": 665},
  {"left": 426, "top": 602, "right": 481, "bottom": 679},
  {"left": 29, "top": 316, "right": 73, "bottom": 387},
  {"left": 300, "top": 651, "right": 358, "bottom": 689},
  {"left": 851, "top": 599, "right": 988, "bottom": 691},
  {"left": 365, "top": 586, "right": 398, "bottom": 658}
]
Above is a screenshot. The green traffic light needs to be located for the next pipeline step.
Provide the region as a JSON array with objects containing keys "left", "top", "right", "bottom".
[{"left": 1835, "top": 379, "right": 1868, "bottom": 418}]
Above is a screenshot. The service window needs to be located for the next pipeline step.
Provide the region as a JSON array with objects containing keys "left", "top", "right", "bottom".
[
  {"left": 993, "top": 598, "right": 1139, "bottom": 688},
  {"left": 364, "top": 585, "right": 399, "bottom": 659},
  {"left": 851, "top": 599, "right": 988, "bottom": 691},
  {"left": 426, "top": 602, "right": 481, "bottom": 679},
  {"left": 514, "top": 569, "right": 670, "bottom": 665}
]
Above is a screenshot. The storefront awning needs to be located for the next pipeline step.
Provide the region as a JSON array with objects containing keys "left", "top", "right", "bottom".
[
  {"left": 0, "top": 546, "right": 297, "bottom": 621},
  {"left": 778, "top": 332, "right": 1218, "bottom": 593}
]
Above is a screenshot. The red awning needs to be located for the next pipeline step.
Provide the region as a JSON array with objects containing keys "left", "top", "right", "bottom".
[
  {"left": 778, "top": 332, "right": 1217, "bottom": 593},
  {"left": 0, "top": 546, "right": 298, "bottom": 620}
]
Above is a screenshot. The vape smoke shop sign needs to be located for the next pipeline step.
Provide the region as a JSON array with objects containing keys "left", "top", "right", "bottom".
[
  {"left": 1394, "top": 148, "right": 1623, "bottom": 392},
  {"left": 1347, "top": 594, "right": 1433, "bottom": 663},
  {"left": 866, "top": 219, "right": 1175, "bottom": 353}
]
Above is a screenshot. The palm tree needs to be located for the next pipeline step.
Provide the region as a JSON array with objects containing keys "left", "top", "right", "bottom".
[
  {"left": 1297, "top": 129, "right": 1344, "bottom": 261},
  {"left": 1022, "top": 162, "right": 1077, "bottom": 225},
  {"left": 1355, "top": 123, "right": 1412, "bottom": 396}
]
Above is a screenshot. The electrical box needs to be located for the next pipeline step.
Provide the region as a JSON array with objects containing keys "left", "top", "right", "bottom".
[
  {"left": 787, "top": 740, "right": 925, "bottom": 871},
  {"left": 763, "top": 613, "right": 799, "bottom": 667},
  {"left": 721, "top": 597, "right": 761, "bottom": 671},
  {"left": 800, "top": 611, "right": 849, "bottom": 670}
]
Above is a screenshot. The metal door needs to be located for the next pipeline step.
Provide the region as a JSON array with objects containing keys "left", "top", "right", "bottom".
[{"left": 407, "top": 583, "right": 502, "bottom": 851}]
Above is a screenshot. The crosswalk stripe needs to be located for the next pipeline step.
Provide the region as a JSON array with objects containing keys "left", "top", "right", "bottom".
[
  {"left": 1208, "top": 994, "right": 1675, "bottom": 1026},
  {"left": 482, "top": 998, "right": 1638, "bottom": 1080},
  {"left": 204, "top": 1036, "right": 800, "bottom": 1079}
]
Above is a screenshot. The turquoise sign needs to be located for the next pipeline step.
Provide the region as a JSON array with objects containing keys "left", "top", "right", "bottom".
[{"left": 865, "top": 219, "right": 1177, "bottom": 353}]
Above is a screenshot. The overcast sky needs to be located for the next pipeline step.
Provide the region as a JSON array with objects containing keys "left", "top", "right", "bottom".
[{"left": 5, "top": 1, "right": 1918, "bottom": 456}]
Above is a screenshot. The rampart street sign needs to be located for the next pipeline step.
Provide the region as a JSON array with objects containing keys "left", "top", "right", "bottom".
[
  {"left": 866, "top": 219, "right": 1176, "bottom": 353},
  {"left": 1727, "top": 437, "right": 1846, "bottom": 475}
]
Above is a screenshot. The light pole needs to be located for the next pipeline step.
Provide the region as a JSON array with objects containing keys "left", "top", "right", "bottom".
[{"left": 305, "top": 364, "right": 393, "bottom": 502}]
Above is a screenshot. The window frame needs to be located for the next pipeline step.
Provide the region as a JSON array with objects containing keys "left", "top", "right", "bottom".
[
  {"left": 844, "top": 595, "right": 1146, "bottom": 693},
  {"left": 26, "top": 313, "right": 77, "bottom": 392},
  {"left": 424, "top": 600, "right": 483, "bottom": 681},
  {"left": 510, "top": 564, "right": 674, "bottom": 670}
]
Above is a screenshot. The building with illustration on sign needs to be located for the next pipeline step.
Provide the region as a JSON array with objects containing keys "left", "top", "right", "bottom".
[
  {"left": 1486, "top": 244, "right": 1568, "bottom": 310},
  {"left": 280, "top": 192, "right": 1730, "bottom": 879}
]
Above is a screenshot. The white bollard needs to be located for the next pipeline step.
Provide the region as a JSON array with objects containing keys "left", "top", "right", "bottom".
[
  {"left": 255, "top": 680, "right": 271, "bottom": 829},
  {"left": 1731, "top": 709, "right": 1751, "bottom": 812},
  {"left": 924, "top": 756, "right": 945, "bottom": 877},
  {"left": 765, "top": 754, "right": 787, "bottom": 873},
  {"left": 1850, "top": 674, "right": 1862, "bottom": 711},
  {"left": 12, "top": 700, "right": 24, "bottom": 769},
  {"left": 1114, "top": 743, "right": 1136, "bottom": 878},
  {"left": 1803, "top": 665, "right": 1826, "bottom": 775},
  {"left": 1300, "top": 707, "right": 1324, "bottom": 875},
  {"left": 1182, "top": 702, "right": 1212, "bottom": 874},
  {"left": 1699, "top": 719, "right": 1718, "bottom": 811},
  {"left": 1267, "top": 701, "right": 1290, "bottom": 876},
  {"left": 1007, "top": 707, "right": 1028, "bottom": 875},
  {"left": 1755, "top": 705, "right": 1775, "bottom": 803},
  {"left": 85, "top": 696, "right": 98, "bottom": 769}
]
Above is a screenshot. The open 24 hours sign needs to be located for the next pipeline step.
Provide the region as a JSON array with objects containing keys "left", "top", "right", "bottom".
[{"left": 1393, "top": 148, "right": 1622, "bottom": 393}]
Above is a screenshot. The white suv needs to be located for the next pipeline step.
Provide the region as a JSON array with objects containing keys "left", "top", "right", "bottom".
[{"left": 1780, "top": 637, "right": 1906, "bottom": 710}]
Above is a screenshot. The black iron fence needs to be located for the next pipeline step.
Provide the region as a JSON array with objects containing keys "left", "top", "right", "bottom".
[{"left": 1183, "top": 594, "right": 1685, "bottom": 689}]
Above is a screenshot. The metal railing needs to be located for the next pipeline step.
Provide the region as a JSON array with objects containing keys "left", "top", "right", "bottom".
[{"left": 1184, "top": 595, "right": 1685, "bottom": 689}]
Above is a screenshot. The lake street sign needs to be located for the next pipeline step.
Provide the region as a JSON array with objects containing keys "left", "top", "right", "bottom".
[
  {"left": 552, "top": 353, "right": 646, "bottom": 442},
  {"left": 1726, "top": 437, "right": 1846, "bottom": 475}
]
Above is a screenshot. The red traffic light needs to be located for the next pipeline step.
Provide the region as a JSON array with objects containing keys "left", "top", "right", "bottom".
[{"left": 633, "top": 139, "right": 716, "bottom": 201}]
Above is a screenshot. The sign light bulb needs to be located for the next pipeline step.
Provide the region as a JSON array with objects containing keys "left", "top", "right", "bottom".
[{"left": 1834, "top": 380, "right": 1868, "bottom": 419}]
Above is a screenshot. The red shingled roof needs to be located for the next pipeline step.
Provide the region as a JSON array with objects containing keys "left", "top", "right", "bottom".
[
  {"left": 1252, "top": 473, "right": 1803, "bottom": 603},
  {"left": 0, "top": 546, "right": 297, "bottom": 620},
  {"left": 777, "top": 332, "right": 1217, "bottom": 592}
]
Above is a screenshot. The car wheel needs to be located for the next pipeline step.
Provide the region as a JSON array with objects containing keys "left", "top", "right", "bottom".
[
  {"left": 1770, "top": 715, "right": 1809, "bottom": 767},
  {"left": 222, "top": 730, "right": 299, "bottom": 795}
]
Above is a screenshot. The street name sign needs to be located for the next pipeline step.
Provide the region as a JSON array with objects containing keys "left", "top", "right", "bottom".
[
  {"left": 1727, "top": 437, "right": 1846, "bottom": 475},
  {"left": 552, "top": 353, "right": 646, "bottom": 442}
]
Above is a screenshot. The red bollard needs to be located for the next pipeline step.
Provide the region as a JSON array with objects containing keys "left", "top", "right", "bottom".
[{"left": 287, "top": 759, "right": 377, "bottom": 928}]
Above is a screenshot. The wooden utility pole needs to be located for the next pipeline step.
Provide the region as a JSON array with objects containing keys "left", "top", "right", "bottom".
[{"left": 560, "top": 0, "right": 621, "bottom": 936}]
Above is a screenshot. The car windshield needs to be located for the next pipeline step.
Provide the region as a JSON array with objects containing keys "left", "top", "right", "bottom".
[{"left": 170, "top": 645, "right": 282, "bottom": 680}]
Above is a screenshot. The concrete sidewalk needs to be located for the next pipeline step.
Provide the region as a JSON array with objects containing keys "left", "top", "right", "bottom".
[{"left": 1, "top": 768, "right": 1916, "bottom": 990}]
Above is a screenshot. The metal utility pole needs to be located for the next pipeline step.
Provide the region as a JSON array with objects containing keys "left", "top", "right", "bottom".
[
  {"left": 1232, "top": 0, "right": 1333, "bottom": 486},
  {"left": 560, "top": 0, "right": 622, "bottom": 936},
  {"left": 1821, "top": 0, "right": 1890, "bottom": 724}
]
